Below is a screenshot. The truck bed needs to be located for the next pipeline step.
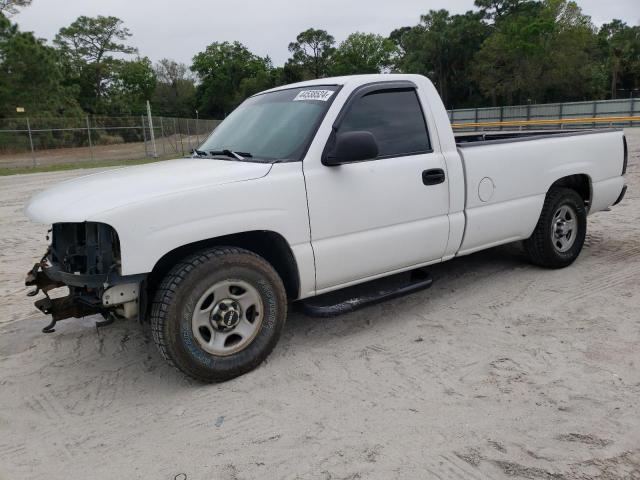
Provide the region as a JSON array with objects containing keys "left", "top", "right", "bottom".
[
  {"left": 454, "top": 128, "right": 617, "bottom": 146},
  {"left": 453, "top": 128, "right": 625, "bottom": 256}
]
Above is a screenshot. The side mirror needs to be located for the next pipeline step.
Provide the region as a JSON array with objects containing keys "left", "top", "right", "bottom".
[{"left": 323, "top": 131, "right": 379, "bottom": 166}]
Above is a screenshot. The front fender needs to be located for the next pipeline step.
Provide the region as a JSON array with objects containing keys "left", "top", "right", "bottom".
[{"left": 90, "top": 162, "right": 317, "bottom": 297}]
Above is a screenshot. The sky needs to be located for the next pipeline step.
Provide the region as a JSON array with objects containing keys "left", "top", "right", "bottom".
[{"left": 13, "top": 0, "right": 640, "bottom": 67}]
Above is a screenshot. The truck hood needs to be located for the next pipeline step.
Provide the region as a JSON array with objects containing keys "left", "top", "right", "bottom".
[{"left": 25, "top": 158, "right": 272, "bottom": 224}]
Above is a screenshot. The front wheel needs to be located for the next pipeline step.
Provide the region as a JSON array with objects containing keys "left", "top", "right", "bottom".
[
  {"left": 150, "top": 247, "right": 287, "bottom": 382},
  {"left": 524, "top": 187, "right": 587, "bottom": 269}
]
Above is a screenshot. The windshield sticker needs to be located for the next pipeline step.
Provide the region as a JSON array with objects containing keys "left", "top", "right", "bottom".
[{"left": 293, "top": 90, "right": 335, "bottom": 102}]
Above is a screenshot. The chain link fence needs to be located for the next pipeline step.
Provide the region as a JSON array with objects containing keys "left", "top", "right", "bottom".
[
  {"left": 0, "top": 115, "right": 221, "bottom": 169},
  {"left": 2, "top": 97, "right": 638, "bottom": 170},
  {"left": 448, "top": 97, "right": 640, "bottom": 131}
]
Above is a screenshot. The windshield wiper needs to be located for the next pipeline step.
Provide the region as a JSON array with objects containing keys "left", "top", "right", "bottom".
[
  {"left": 191, "top": 149, "right": 209, "bottom": 157},
  {"left": 209, "top": 149, "right": 253, "bottom": 160}
]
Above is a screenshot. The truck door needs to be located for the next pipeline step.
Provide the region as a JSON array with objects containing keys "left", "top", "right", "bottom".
[{"left": 304, "top": 82, "right": 450, "bottom": 292}]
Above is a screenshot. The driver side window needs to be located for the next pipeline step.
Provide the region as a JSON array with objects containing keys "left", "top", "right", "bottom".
[{"left": 338, "top": 88, "right": 432, "bottom": 158}]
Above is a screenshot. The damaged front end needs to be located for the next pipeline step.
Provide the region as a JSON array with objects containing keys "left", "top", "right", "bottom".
[{"left": 25, "top": 222, "right": 146, "bottom": 333}]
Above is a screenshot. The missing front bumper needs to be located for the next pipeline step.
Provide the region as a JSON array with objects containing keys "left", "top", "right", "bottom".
[
  {"left": 25, "top": 260, "right": 144, "bottom": 333},
  {"left": 26, "top": 261, "right": 103, "bottom": 332},
  {"left": 34, "top": 295, "right": 101, "bottom": 333}
]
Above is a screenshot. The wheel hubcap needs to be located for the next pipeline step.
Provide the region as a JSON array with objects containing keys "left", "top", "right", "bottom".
[
  {"left": 211, "top": 299, "right": 242, "bottom": 331},
  {"left": 191, "top": 280, "right": 263, "bottom": 356},
  {"left": 551, "top": 205, "right": 577, "bottom": 253}
]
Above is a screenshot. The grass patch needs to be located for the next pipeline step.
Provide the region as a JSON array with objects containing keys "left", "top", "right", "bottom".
[{"left": 0, "top": 155, "right": 178, "bottom": 176}]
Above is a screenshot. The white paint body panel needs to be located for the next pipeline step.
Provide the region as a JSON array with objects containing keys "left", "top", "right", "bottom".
[
  {"left": 304, "top": 151, "right": 450, "bottom": 290},
  {"left": 457, "top": 130, "right": 625, "bottom": 254},
  {"left": 25, "top": 158, "right": 272, "bottom": 223},
  {"left": 24, "top": 74, "right": 626, "bottom": 300}
]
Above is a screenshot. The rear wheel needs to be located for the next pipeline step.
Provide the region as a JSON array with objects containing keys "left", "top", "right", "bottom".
[
  {"left": 524, "top": 187, "right": 587, "bottom": 268},
  {"left": 150, "top": 247, "right": 287, "bottom": 382}
]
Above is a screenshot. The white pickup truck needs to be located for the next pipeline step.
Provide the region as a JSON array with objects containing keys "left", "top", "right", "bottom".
[{"left": 25, "top": 74, "right": 628, "bottom": 382}]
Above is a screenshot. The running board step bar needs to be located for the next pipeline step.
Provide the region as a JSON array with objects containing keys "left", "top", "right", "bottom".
[{"left": 299, "top": 268, "right": 433, "bottom": 318}]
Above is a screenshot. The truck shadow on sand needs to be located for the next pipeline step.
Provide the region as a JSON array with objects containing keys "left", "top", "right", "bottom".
[{"left": 285, "top": 242, "right": 528, "bottom": 343}]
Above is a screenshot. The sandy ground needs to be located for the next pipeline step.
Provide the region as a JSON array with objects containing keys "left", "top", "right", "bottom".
[{"left": 1, "top": 130, "right": 639, "bottom": 480}]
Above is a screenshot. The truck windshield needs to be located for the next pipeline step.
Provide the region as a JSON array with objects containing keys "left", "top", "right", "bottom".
[{"left": 198, "top": 86, "right": 339, "bottom": 162}]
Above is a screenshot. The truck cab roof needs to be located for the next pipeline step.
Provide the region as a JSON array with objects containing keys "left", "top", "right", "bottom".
[{"left": 258, "top": 73, "right": 429, "bottom": 95}]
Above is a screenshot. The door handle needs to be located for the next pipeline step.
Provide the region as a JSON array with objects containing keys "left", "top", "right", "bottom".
[{"left": 422, "top": 168, "right": 446, "bottom": 186}]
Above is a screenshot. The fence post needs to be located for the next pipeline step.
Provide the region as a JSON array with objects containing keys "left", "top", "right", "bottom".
[
  {"left": 26, "top": 117, "right": 36, "bottom": 167},
  {"left": 175, "top": 118, "right": 185, "bottom": 156},
  {"left": 186, "top": 119, "right": 192, "bottom": 152},
  {"left": 159, "top": 116, "right": 167, "bottom": 156},
  {"left": 474, "top": 108, "right": 479, "bottom": 130},
  {"left": 499, "top": 106, "right": 504, "bottom": 131},
  {"left": 630, "top": 97, "right": 635, "bottom": 127},
  {"left": 142, "top": 115, "right": 149, "bottom": 157},
  {"left": 86, "top": 116, "right": 94, "bottom": 162},
  {"left": 592, "top": 101, "right": 597, "bottom": 129},
  {"left": 559, "top": 103, "right": 564, "bottom": 130},
  {"left": 146, "top": 101, "right": 158, "bottom": 158}
]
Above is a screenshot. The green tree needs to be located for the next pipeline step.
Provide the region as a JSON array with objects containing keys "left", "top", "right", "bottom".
[
  {"left": 474, "top": 0, "right": 529, "bottom": 20},
  {"left": 0, "top": 0, "right": 31, "bottom": 17},
  {"left": 234, "top": 57, "right": 285, "bottom": 102},
  {"left": 287, "top": 28, "right": 335, "bottom": 79},
  {"left": 191, "top": 41, "right": 270, "bottom": 117},
  {"left": 54, "top": 16, "right": 138, "bottom": 111},
  {"left": 598, "top": 20, "right": 640, "bottom": 98},
  {"left": 547, "top": 0, "right": 601, "bottom": 100},
  {"left": 389, "top": 26, "right": 412, "bottom": 57},
  {"left": 151, "top": 58, "right": 196, "bottom": 117},
  {"left": 107, "top": 57, "right": 157, "bottom": 115},
  {"left": 0, "top": 13, "right": 80, "bottom": 117},
  {"left": 395, "top": 10, "right": 490, "bottom": 107},
  {"left": 156, "top": 59, "right": 192, "bottom": 87},
  {"left": 472, "top": 0, "right": 598, "bottom": 105},
  {"left": 331, "top": 32, "right": 397, "bottom": 75}
]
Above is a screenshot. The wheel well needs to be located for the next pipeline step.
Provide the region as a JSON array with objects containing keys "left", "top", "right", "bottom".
[
  {"left": 549, "top": 174, "right": 591, "bottom": 208},
  {"left": 147, "top": 231, "right": 301, "bottom": 302}
]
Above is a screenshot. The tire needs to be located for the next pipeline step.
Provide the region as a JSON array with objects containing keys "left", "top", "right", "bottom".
[
  {"left": 524, "top": 187, "right": 587, "bottom": 269},
  {"left": 150, "top": 247, "right": 287, "bottom": 382}
]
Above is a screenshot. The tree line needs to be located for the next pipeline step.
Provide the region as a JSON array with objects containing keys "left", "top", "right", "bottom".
[{"left": 0, "top": 0, "right": 638, "bottom": 121}]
